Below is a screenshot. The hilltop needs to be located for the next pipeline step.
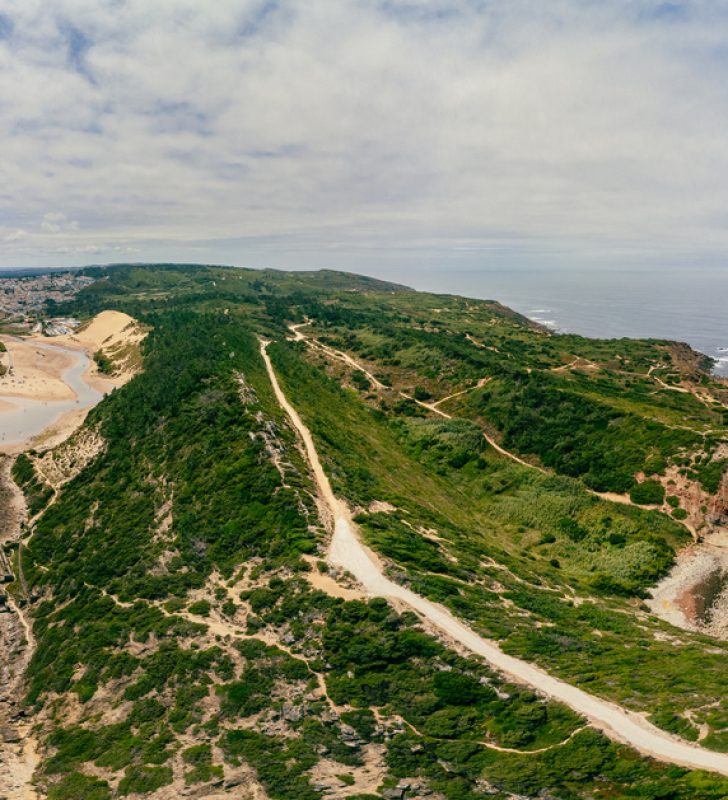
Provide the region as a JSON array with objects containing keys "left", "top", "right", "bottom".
[{"left": 1, "top": 263, "right": 728, "bottom": 800}]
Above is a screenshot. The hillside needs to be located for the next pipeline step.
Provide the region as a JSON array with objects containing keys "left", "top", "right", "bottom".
[{"left": 2, "top": 263, "right": 728, "bottom": 800}]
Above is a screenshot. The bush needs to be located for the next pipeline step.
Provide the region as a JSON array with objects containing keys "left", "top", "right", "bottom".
[
  {"left": 48, "top": 773, "right": 111, "bottom": 800},
  {"left": 630, "top": 480, "right": 665, "bottom": 506},
  {"left": 93, "top": 349, "right": 114, "bottom": 375},
  {"left": 351, "top": 371, "right": 371, "bottom": 391},
  {"left": 118, "top": 765, "right": 173, "bottom": 796},
  {"left": 433, "top": 671, "right": 484, "bottom": 705},
  {"left": 558, "top": 517, "right": 588, "bottom": 542},
  {"left": 188, "top": 600, "right": 211, "bottom": 616}
]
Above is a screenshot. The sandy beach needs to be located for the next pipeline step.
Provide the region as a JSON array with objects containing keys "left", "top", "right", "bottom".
[
  {"left": 0, "top": 339, "right": 77, "bottom": 402},
  {"left": 0, "top": 311, "right": 146, "bottom": 453}
]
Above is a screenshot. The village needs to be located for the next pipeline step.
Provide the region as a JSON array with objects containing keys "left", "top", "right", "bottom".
[{"left": 0, "top": 271, "right": 93, "bottom": 328}]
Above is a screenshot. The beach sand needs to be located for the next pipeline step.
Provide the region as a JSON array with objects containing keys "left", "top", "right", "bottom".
[
  {"left": 33, "top": 309, "right": 146, "bottom": 388},
  {"left": 0, "top": 310, "right": 146, "bottom": 453},
  {"left": 0, "top": 338, "right": 77, "bottom": 402}
]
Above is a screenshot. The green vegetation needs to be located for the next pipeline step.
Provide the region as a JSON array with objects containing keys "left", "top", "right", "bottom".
[
  {"left": 630, "top": 480, "right": 666, "bottom": 506},
  {"left": 187, "top": 599, "right": 211, "bottom": 616},
  {"left": 466, "top": 372, "right": 701, "bottom": 493},
  {"left": 268, "top": 336, "right": 728, "bottom": 735},
  {"left": 182, "top": 744, "right": 223, "bottom": 785},
  {"left": 10, "top": 263, "right": 728, "bottom": 798},
  {"left": 47, "top": 772, "right": 111, "bottom": 800},
  {"left": 12, "top": 452, "right": 53, "bottom": 517},
  {"left": 93, "top": 349, "right": 114, "bottom": 375}
]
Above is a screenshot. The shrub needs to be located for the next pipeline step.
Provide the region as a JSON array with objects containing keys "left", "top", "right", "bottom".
[
  {"left": 188, "top": 600, "right": 211, "bottom": 616},
  {"left": 630, "top": 480, "right": 665, "bottom": 506},
  {"left": 93, "top": 349, "right": 114, "bottom": 375},
  {"left": 118, "top": 765, "right": 173, "bottom": 796},
  {"left": 433, "top": 671, "right": 484, "bottom": 705},
  {"left": 48, "top": 773, "right": 111, "bottom": 800},
  {"left": 558, "top": 517, "right": 588, "bottom": 542},
  {"left": 351, "top": 371, "right": 371, "bottom": 391}
]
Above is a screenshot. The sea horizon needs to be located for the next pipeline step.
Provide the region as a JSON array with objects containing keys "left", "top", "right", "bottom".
[{"left": 385, "top": 264, "right": 728, "bottom": 377}]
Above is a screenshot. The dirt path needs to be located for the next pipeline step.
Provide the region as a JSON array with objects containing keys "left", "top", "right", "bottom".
[
  {"left": 260, "top": 337, "right": 728, "bottom": 778},
  {"left": 431, "top": 377, "right": 491, "bottom": 408},
  {"left": 291, "top": 326, "right": 658, "bottom": 517},
  {"left": 410, "top": 392, "right": 658, "bottom": 514},
  {"left": 289, "top": 324, "right": 386, "bottom": 391},
  {"left": 551, "top": 357, "right": 598, "bottom": 373},
  {"left": 647, "top": 363, "right": 727, "bottom": 411},
  {"left": 408, "top": 392, "right": 551, "bottom": 475}
]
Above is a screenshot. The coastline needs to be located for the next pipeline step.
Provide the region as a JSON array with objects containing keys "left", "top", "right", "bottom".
[
  {"left": 0, "top": 340, "right": 102, "bottom": 454},
  {"left": 0, "top": 311, "right": 145, "bottom": 454},
  {"left": 393, "top": 266, "right": 728, "bottom": 379}
]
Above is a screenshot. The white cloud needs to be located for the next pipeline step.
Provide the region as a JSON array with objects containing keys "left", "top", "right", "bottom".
[
  {"left": 41, "top": 211, "right": 80, "bottom": 233},
  {"left": 0, "top": 1, "right": 727, "bottom": 269}
]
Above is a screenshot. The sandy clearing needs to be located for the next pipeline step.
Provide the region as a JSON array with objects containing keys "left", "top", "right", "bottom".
[
  {"left": 260, "top": 337, "right": 728, "bottom": 778},
  {"left": 0, "top": 337, "right": 77, "bottom": 401},
  {"left": 301, "top": 554, "right": 365, "bottom": 601}
]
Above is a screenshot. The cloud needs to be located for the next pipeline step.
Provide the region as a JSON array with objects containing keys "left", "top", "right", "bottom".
[
  {"left": 0, "top": 0, "right": 728, "bottom": 270},
  {"left": 41, "top": 211, "right": 80, "bottom": 233}
]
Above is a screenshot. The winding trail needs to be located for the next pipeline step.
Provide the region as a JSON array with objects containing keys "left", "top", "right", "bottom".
[
  {"left": 289, "top": 323, "right": 385, "bottom": 390},
  {"left": 260, "top": 337, "right": 728, "bottom": 778},
  {"left": 410, "top": 392, "right": 642, "bottom": 508},
  {"left": 290, "top": 326, "right": 696, "bottom": 534},
  {"left": 431, "top": 377, "right": 491, "bottom": 408}
]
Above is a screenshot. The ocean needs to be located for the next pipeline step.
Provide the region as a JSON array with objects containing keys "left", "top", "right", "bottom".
[{"left": 389, "top": 265, "right": 728, "bottom": 377}]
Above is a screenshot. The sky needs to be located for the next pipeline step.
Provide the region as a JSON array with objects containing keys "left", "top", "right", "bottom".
[{"left": 1, "top": 1, "right": 728, "bottom": 276}]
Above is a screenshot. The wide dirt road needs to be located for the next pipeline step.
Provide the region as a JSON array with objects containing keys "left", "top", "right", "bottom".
[{"left": 259, "top": 338, "right": 728, "bottom": 777}]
